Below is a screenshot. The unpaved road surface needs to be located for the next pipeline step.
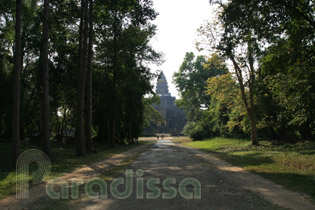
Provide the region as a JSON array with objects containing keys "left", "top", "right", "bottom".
[
  {"left": 2, "top": 138, "right": 315, "bottom": 210},
  {"left": 64, "top": 139, "right": 289, "bottom": 210}
]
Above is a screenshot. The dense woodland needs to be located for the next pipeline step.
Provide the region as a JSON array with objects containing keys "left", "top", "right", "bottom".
[
  {"left": 0, "top": 0, "right": 162, "bottom": 164},
  {"left": 173, "top": 0, "right": 314, "bottom": 144}
]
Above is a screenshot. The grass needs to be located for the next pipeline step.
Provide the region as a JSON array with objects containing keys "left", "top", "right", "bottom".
[
  {"left": 175, "top": 137, "right": 315, "bottom": 201},
  {"left": 0, "top": 140, "right": 150, "bottom": 200}
]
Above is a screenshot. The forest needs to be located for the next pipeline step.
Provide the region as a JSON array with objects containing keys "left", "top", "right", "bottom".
[
  {"left": 0, "top": 0, "right": 162, "bottom": 167},
  {"left": 173, "top": 0, "right": 314, "bottom": 144}
]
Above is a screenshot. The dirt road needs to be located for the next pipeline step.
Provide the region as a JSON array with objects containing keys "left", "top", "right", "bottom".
[
  {"left": 2, "top": 138, "right": 315, "bottom": 210},
  {"left": 64, "top": 139, "right": 287, "bottom": 210}
]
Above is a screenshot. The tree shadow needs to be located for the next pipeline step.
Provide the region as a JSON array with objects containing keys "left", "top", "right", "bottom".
[
  {"left": 249, "top": 171, "right": 315, "bottom": 201},
  {"left": 198, "top": 149, "right": 275, "bottom": 167}
]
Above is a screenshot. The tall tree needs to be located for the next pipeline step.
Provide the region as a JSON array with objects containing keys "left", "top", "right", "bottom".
[
  {"left": 0, "top": 0, "right": 161, "bottom": 160},
  {"left": 173, "top": 53, "right": 228, "bottom": 140},
  {"left": 85, "top": 0, "right": 93, "bottom": 152},
  {"left": 75, "top": 0, "right": 89, "bottom": 156},
  {"left": 204, "top": 0, "right": 315, "bottom": 143},
  {"left": 206, "top": 73, "right": 247, "bottom": 137},
  {"left": 173, "top": 53, "right": 228, "bottom": 121},
  {"left": 41, "top": 0, "right": 52, "bottom": 157},
  {"left": 109, "top": 7, "right": 120, "bottom": 148},
  {"left": 226, "top": 39, "right": 259, "bottom": 145},
  {"left": 199, "top": 2, "right": 262, "bottom": 145},
  {"left": 12, "top": 0, "right": 22, "bottom": 164}
]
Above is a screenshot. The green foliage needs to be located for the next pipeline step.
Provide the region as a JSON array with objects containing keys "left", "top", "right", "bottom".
[
  {"left": 198, "top": 0, "right": 315, "bottom": 142},
  {"left": 0, "top": 140, "right": 149, "bottom": 199},
  {"left": 173, "top": 53, "right": 228, "bottom": 140},
  {"left": 259, "top": 19, "right": 315, "bottom": 140},
  {"left": 90, "top": 0, "right": 161, "bottom": 144},
  {"left": 0, "top": 0, "right": 14, "bottom": 138},
  {"left": 143, "top": 95, "right": 165, "bottom": 127},
  {"left": 183, "top": 121, "right": 204, "bottom": 140},
  {"left": 0, "top": 0, "right": 161, "bottom": 165},
  {"left": 173, "top": 53, "right": 228, "bottom": 121},
  {"left": 206, "top": 73, "right": 248, "bottom": 138},
  {"left": 186, "top": 123, "right": 206, "bottom": 141}
]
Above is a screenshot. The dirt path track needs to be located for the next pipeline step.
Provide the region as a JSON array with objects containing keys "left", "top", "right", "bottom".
[{"left": 1, "top": 138, "right": 314, "bottom": 210}]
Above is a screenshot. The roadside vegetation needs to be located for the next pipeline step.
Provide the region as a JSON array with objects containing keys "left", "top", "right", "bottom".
[
  {"left": 171, "top": 0, "right": 315, "bottom": 203},
  {"left": 0, "top": 0, "right": 161, "bottom": 200},
  {"left": 174, "top": 137, "right": 315, "bottom": 201},
  {"left": 0, "top": 140, "right": 149, "bottom": 200},
  {"left": 173, "top": 0, "right": 315, "bottom": 145},
  {"left": 0, "top": 0, "right": 161, "bottom": 171},
  {"left": 37, "top": 151, "right": 144, "bottom": 210}
]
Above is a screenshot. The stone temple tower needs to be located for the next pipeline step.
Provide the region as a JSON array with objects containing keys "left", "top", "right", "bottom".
[
  {"left": 144, "top": 71, "right": 187, "bottom": 135},
  {"left": 156, "top": 72, "right": 171, "bottom": 96}
]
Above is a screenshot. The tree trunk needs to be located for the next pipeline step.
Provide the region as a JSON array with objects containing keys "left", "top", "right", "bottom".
[
  {"left": 110, "top": 74, "right": 116, "bottom": 148},
  {"left": 248, "top": 107, "right": 259, "bottom": 145},
  {"left": 61, "top": 107, "right": 67, "bottom": 137},
  {"left": 128, "top": 114, "right": 133, "bottom": 146},
  {"left": 229, "top": 47, "right": 259, "bottom": 145},
  {"left": 56, "top": 111, "right": 61, "bottom": 137},
  {"left": 0, "top": 115, "right": 3, "bottom": 135},
  {"left": 247, "top": 39, "right": 259, "bottom": 145},
  {"left": 75, "top": 0, "right": 89, "bottom": 156},
  {"left": 12, "top": 0, "right": 22, "bottom": 165},
  {"left": 85, "top": 0, "right": 93, "bottom": 153},
  {"left": 107, "top": 115, "right": 110, "bottom": 145},
  {"left": 41, "top": 0, "right": 51, "bottom": 158},
  {"left": 110, "top": 24, "right": 118, "bottom": 148}
]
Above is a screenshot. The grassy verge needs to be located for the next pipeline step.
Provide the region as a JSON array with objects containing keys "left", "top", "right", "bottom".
[
  {"left": 0, "top": 140, "right": 150, "bottom": 200},
  {"left": 175, "top": 137, "right": 315, "bottom": 201}
]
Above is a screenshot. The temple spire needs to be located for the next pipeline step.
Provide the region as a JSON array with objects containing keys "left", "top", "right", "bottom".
[
  {"left": 156, "top": 71, "right": 171, "bottom": 96},
  {"left": 144, "top": 71, "right": 187, "bottom": 135}
]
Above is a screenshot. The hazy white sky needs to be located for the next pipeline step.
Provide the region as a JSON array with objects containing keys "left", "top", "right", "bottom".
[{"left": 150, "top": 0, "right": 216, "bottom": 98}]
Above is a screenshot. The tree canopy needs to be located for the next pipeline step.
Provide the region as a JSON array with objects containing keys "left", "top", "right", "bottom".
[
  {"left": 0, "top": 0, "right": 162, "bottom": 162},
  {"left": 184, "top": 0, "right": 315, "bottom": 142}
]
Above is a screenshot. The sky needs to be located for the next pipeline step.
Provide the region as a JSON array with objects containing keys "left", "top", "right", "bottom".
[{"left": 149, "top": 0, "right": 216, "bottom": 98}]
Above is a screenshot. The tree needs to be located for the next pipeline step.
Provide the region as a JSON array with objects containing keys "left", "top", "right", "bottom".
[
  {"left": 199, "top": 2, "right": 264, "bottom": 145},
  {"left": 0, "top": 0, "right": 161, "bottom": 163},
  {"left": 173, "top": 53, "right": 228, "bottom": 140},
  {"left": 41, "top": 0, "right": 52, "bottom": 157},
  {"left": 0, "top": 0, "right": 14, "bottom": 140},
  {"left": 109, "top": 5, "right": 120, "bottom": 148},
  {"left": 227, "top": 39, "right": 259, "bottom": 145},
  {"left": 206, "top": 73, "right": 247, "bottom": 137},
  {"left": 93, "top": 0, "right": 160, "bottom": 146},
  {"left": 75, "top": 0, "right": 89, "bottom": 156},
  {"left": 85, "top": 0, "right": 93, "bottom": 153},
  {"left": 12, "top": 0, "right": 22, "bottom": 164},
  {"left": 173, "top": 53, "right": 228, "bottom": 121},
  {"left": 203, "top": 0, "right": 315, "bottom": 143},
  {"left": 48, "top": 0, "right": 79, "bottom": 143},
  {"left": 259, "top": 21, "right": 315, "bottom": 140},
  {"left": 143, "top": 95, "right": 165, "bottom": 128}
]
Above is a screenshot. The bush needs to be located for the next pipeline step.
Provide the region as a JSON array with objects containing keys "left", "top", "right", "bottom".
[{"left": 183, "top": 121, "right": 209, "bottom": 141}]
